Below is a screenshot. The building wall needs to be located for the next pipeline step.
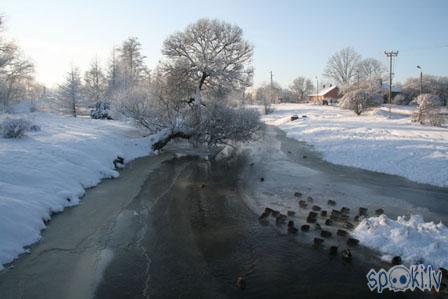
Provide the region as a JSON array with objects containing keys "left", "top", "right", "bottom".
[
  {"left": 309, "top": 87, "right": 340, "bottom": 103},
  {"left": 326, "top": 88, "right": 339, "bottom": 99}
]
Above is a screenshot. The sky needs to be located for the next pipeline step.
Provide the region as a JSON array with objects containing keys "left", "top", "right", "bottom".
[{"left": 2, "top": 0, "right": 448, "bottom": 88}]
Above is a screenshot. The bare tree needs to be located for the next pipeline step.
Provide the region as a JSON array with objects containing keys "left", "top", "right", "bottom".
[
  {"left": 0, "top": 16, "right": 35, "bottom": 109},
  {"left": 84, "top": 58, "right": 106, "bottom": 103},
  {"left": 106, "top": 47, "right": 119, "bottom": 96},
  {"left": 324, "top": 47, "right": 361, "bottom": 87},
  {"left": 107, "top": 37, "right": 149, "bottom": 92},
  {"left": 150, "top": 18, "right": 260, "bottom": 153},
  {"left": 289, "top": 76, "right": 314, "bottom": 102},
  {"left": 58, "top": 67, "right": 82, "bottom": 117},
  {"left": 357, "top": 58, "right": 385, "bottom": 82},
  {"left": 2, "top": 55, "right": 34, "bottom": 107},
  {"left": 162, "top": 18, "right": 254, "bottom": 104}
]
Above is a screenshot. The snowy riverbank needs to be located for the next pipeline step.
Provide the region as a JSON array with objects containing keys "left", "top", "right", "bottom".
[
  {"left": 354, "top": 214, "right": 448, "bottom": 269},
  {"left": 263, "top": 103, "right": 448, "bottom": 188},
  {"left": 0, "top": 111, "right": 158, "bottom": 270}
]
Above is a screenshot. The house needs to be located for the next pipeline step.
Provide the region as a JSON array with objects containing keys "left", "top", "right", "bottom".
[
  {"left": 381, "top": 81, "right": 401, "bottom": 100},
  {"left": 308, "top": 84, "right": 339, "bottom": 104}
]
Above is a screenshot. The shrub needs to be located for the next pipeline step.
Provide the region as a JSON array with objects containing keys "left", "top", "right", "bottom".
[
  {"left": 412, "top": 94, "right": 444, "bottom": 126},
  {"left": 90, "top": 101, "right": 112, "bottom": 119},
  {"left": 339, "top": 89, "right": 383, "bottom": 115},
  {"left": 1, "top": 118, "right": 40, "bottom": 138}
]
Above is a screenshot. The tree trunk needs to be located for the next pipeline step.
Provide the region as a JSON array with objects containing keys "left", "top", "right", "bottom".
[
  {"left": 198, "top": 72, "right": 207, "bottom": 91},
  {"left": 152, "top": 131, "right": 192, "bottom": 151}
]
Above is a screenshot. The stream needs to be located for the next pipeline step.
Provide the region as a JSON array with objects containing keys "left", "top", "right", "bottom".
[{"left": 0, "top": 126, "right": 447, "bottom": 298}]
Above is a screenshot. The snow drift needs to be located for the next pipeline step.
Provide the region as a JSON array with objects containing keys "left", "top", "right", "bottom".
[{"left": 354, "top": 214, "right": 448, "bottom": 269}]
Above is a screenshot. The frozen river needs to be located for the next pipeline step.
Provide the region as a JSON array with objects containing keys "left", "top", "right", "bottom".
[{"left": 0, "top": 126, "right": 446, "bottom": 298}]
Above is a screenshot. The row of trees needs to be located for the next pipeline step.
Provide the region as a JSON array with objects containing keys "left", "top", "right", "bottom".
[
  {"left": 398, "top": 75, "right": 448, "bottom": 106},
  {"left": 57, "top": 37, "right": 151, "bottom": 117},
  {"left": 57, "top": 19, "right": 261, "bottom": 153},
  {"left": 249, "top": 77, "right": 315, "bottom": 112},
  {"left": 1, "top": 15, "right": 261, "bottom": 152}
]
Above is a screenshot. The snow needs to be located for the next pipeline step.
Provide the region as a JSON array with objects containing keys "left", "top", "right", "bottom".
[
  {"left": 353, "top": 214, "right": 448, "bottom": 269},
  {"left": 0, "top": 111, "right": 159, "bottom": 270},
  {"left": 263, "top": 103, "right": 448, "bottom": 187}
]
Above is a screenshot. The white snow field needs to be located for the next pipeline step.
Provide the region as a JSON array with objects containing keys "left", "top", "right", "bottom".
[
  {"left": 263, "top": 103, "right": 448, "bottom": 187},
  {"left": 354, "top": 215, "right": 448, "bottom": 269},
  {"left": 0, "top": 111, "right": 159, "bottom": 270}
]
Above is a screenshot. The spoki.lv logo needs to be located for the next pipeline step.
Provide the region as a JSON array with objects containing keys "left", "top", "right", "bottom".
[{"left": 367, "top": 264, "right": 442, "bottom": 293}]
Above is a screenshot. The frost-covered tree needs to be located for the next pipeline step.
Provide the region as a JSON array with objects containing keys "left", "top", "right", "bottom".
[
  {"left": 0, "top": 16, "right": 35, "bottom": 109},
  {"left": 162, "top": 18, "right": 254, "bottom": 103},
  {"left": 339, "top": 89, "right": 382, "bottom": 115},
  {"left": 356, "top": 58, "right": 385, "bottom": 82},
  {"left": 289, "top": 76, "right": 314, "bottom": 102},
  {"left": 58, "top": 67, "right": 83, "bottom": 117},
  {"left": 84, "top": 58, "right": 106, "bottom": 103},
  {"left": 103, "top": 38, "right": 153, "bottom": 119},
  {"left": 402, "top": 75, "right": 448, "bottom": 106},
  {"left": 255, "top": 85, "right": 272, "bottom": 114},
  {"left": 324, "top": 47, "right": 361, "bottom": 87},
  {"left": 412, "top": 93, "right": 443, "bottom": 126},
  {"left": 117, "top": 37, "right": 148, "bottom": 89},
  {"left": 106, "top": 47, "right": 119, "bottom": 96},
  {"left": 149, "top": 18, "right": 260, "bottom": 154}
]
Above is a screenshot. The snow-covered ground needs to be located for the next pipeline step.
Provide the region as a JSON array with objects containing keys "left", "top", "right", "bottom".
[
  {"left": 242, "top": 103, "right": 448, "bottom": 269},
  {"left": 0, "top": 111, "right": 159, "bottom": 270},
  {"left": 354, "top": 215, "right": 448, "bottom": 269},
  {"left": 263, "top": 103, "right": 448, "bottom": 187}
]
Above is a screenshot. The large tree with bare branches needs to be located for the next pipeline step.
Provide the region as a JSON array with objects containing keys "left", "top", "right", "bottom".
[
  {"left": 162, "top": 18, "right": 254, "bottom": 104},
  {"left": 357, "top": 58, "right": 385, "bottom": 81},
  {"left": 323, "top": 47, "right": 361, "bottom": 87},
  {"left": 289, "top": 76, "right": 314, "bottom": 102},
  {"left": 149, "top": 19, "right": 260, "bottom": 154}
]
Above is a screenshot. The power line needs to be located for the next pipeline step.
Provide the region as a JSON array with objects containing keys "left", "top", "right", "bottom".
[{"left": 399, "top": 44, "right": 448, "bottom": 52}]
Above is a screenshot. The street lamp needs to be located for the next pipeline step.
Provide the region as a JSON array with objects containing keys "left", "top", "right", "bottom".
[
  {"left": 315, "top": 76, "right": 319, "bottom": 103},
  {"left": 416, "top": 65, "right": 422, "bottom": 96}
]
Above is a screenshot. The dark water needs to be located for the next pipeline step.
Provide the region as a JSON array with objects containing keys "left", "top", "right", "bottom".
[{"left": 95, "top": 156, "right": 435, "bottom": 299}]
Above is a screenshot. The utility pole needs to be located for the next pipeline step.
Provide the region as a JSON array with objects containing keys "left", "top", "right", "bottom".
[
  {"left": 315, "top": 76, "right": 319, "bottom": 103},
  {"left": 384, "top": 50, "right": 399, "bottom": 118},
  {"left": 270, "top": 71, "right": 274, "bottom": 104},
  {"left": 417, "top": 65, "right": 423, "bottom": 96}
]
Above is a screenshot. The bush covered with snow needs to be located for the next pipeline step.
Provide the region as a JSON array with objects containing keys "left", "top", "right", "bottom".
[
  {"left": 411, "top": 94, "right": 444, "bottom": 126},
  {"left": 90, "top": 101, "right": 112, "bottom": 119},
  {"left": 339, "top": 89, "right": 383, "bottom": 115},
  {"left": 1, "top": 118, "right": 40, "bottom": 138}
]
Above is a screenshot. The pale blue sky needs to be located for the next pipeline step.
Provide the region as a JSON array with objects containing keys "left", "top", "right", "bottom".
[{"left": 2, "top": 0, "right": 448, "bottom": 88}]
